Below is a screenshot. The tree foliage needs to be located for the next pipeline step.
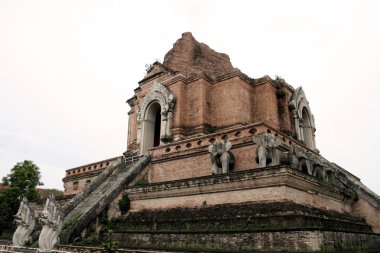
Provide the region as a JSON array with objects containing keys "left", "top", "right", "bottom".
[
  {"left": 2, "top": 160, "right": 43, "bottom": 201},
  {"left": 0, "top": 188, "right": 20, "bottom": 234},
  {"left": 0, "top": 160, "right": 43, "bottom": 234}
]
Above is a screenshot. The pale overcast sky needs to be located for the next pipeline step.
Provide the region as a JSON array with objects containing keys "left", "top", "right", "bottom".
[{"left": 0, "top": 1, "right": 379, "bottom": 195}]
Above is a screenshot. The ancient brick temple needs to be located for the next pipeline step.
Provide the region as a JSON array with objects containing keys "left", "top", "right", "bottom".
[
  {"left": 52, "top": 32, "right": 380, "bottom": 252},
  {"left": 124, "top": 32, "right": 317, "bottom": 183}
]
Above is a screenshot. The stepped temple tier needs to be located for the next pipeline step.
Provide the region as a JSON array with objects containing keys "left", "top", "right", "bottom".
[{"left": 11, "top": 32, "right": 380, "bottom": 252}]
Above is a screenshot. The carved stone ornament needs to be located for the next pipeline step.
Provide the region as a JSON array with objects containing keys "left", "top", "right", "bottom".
[
  {"left": 12, "top": 196, "right": 36, "bottom": 246},
  {"left": 38, "top": 193, "right": 63, "bottom": 250},
  {"left": 137, "top": 81, "right": 176, "bottom": 145}
]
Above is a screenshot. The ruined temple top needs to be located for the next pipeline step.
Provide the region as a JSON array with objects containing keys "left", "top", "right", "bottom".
[{"left": 162, "top": 32, "right": 236, "bottom": 79}]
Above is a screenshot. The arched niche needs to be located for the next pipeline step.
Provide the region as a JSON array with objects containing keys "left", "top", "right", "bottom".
[
  {"left": 137, "top": 81, "right": 176, "bottom": 154},
  {"left": 140, "top": 102, "right": 162, "bottom": 153},
  {"left": 289, "top": 87, "right": 316, "bottom": 150}
]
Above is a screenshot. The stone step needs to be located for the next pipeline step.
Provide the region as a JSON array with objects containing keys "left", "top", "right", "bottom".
[{"left": 59, "top": 153, "right": 152, "bottom": 244}]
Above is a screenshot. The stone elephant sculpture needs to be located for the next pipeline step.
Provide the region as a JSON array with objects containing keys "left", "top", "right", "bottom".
[
  {"left": 311, "top": 155, "right": 333, "bottom": 182},
  {"left": 208, "top": 140, "right": 235, "bottom": 174},
  {"left": 252, "top": 131, "right": 282, "bottom": 167},
  {"left": 289, "top": 145, "right": 313, "bottom": 175}
]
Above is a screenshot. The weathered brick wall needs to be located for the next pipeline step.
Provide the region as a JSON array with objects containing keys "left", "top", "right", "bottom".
[
  {"left": 353, "top": 198, "right": 380, "bottom": 233},
  {"left": 148, "top": 123, "right": 298, "bottom": 183},
  {"left": 169, "top": 80, "right": 186, "bottom": 136},
  {"left": 63, "top": 157, "right": 121, "bottom": 195},
  {"left": 64, "top": 174, "right": 100, "bottom": 196},
  {"left": 184, "top": 79, "right": 209, "bottom": 128},
  {"left": 252, "top": 81, "right": 280, "bottom": 129},
  {"left": 112, "top": 231, "right": 380, "bottom": 252},
  {"left": 211, "top": 76, "right": 253, "bottom": 128},
  {"left": 148, "top": 125, "right": 263, "bottom": 183},
  {"left": 126, "top": 72, "right": 290, "bottom": 152},
  {"left": 125, "top": 166, "right": 353, "bottom": 214}
]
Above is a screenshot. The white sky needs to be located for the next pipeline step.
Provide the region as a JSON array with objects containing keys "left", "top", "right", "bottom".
[{"left": 0, "top": 0, "right": 379, "bottom": 195}]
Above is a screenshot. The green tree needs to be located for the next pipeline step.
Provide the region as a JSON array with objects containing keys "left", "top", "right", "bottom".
[
  {"left": 0, "top": 188, "right": 20, "bottom": 234},
  {"left": 2, "top": 160, "right": 43, "bottom": 201},
  {"left": 0, "top": 160, "right": 43, "bottom": 234}
]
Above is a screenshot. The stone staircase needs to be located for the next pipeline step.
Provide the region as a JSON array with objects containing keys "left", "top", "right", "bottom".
[{"left": 59, "top": 153, "right": 152, "bottom": 244}]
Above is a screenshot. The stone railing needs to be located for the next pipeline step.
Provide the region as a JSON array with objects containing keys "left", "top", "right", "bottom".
[
  {"left": 62, "top": 157, "right": 123, "bottom": 215},
  {"left": 59, "top": 153, "right": 152, "bottom": 244},
  {"left": 123, "top": 155, "right": 144, "bottom": 165}
]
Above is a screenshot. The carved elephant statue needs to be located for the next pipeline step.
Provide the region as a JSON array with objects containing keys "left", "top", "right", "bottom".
[
  {"left": 310, "top": 155, "right": 333, "bottom": 182},
  {"left": 252, "top": 132, "right": 282, "bottom": 167},
  {"left": 208, "top": 140, "right": 235, "bottom": 174},
  {"left": 313, "top": 165, "right": 332, "bottom": 182},
  {"left": 288, "top": 144, "right": 313, "bottom": 175}
]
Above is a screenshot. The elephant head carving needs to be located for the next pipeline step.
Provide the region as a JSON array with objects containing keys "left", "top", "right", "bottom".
[{"left": 208, "top": 140, "right": 235, "bottom": 174}]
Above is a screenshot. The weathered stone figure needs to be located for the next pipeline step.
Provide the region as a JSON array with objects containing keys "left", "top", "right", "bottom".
[
  {"left": 12, "top": 196, "right": 36, "bottom": 246},
  {"left": 38, "top": 193, "right": 62, "bottom": 250},
  {"left": 311, "top": 154, "right": 332, "bottom": 182},
  {"left": 287, "top": 143, "right": 334, "bottom": 182},
  {"left": 208, "top": 139, "right": 235, "bottom": 174},
  {"left": 288, "top": 144, "right": 313, "bottom": 175},
  {"left": 252, "top": 131, "right": 282, "bottom": 167}
]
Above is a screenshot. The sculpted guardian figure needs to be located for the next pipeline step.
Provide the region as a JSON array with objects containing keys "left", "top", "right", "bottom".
[
  {"left": 208, "top": 139, "right": 235, "bottom": 174},
  {"left": 38, "top": 193, "right": 63, "bottom": 250},
  {"left": 252, "top": 131, "right": 282, "bottom": 167},
  {"left": 12, "top": 196, "right": 36, "bottom": 246},
  {"left": 288, "top": 143, "right": 333, "bottom": 182},
  {"left": 288, "top": 144, "right": 312, "bottom": 175}
]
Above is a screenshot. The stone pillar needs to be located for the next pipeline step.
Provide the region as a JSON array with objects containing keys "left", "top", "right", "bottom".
[
  {"left": 136, "top": 107, "right": 142, "bottom": 144},
  {"left": 136, "top": 123, "right": 141, "bottom": 144},
  {"left": 292, "top": 110, "right": 301, "bottom": 141},
  {"left": 166, "top": 111, "right": 173, "bottom": 137},
  {"left": 160, "top": 113, "right": 167, "bottom": 143}
]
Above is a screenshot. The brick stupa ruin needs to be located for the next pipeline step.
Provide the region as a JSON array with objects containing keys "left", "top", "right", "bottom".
[{"left": 27, "top": 32, "right": 380, "bottom": 252}]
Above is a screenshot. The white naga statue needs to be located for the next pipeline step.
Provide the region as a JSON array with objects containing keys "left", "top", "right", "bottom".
[
  {"left": 12, "top": 196, "right": 36, "bottom": 246},
  {"left": 38, "top": 193, "right": 63, "bottom": 250},
  {"left": 252, "top": 131, "right": 282, "bottom": 167}
]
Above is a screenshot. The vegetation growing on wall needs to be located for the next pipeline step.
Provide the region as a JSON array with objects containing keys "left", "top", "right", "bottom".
[{"left": 118, "top": 194, "right": 130, "bottom": 215}]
